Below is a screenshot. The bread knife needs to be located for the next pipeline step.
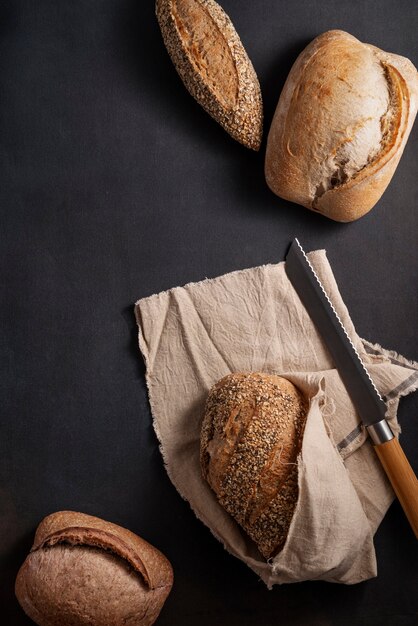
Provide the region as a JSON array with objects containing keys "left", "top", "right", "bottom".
[{"left": 285, "top": 238, "right": 418, "bottom": 537}]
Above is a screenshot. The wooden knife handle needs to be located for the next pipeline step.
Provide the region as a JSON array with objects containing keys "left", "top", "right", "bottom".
[{"left": 374, "top": 437, "right": 418, "bottom": 538}]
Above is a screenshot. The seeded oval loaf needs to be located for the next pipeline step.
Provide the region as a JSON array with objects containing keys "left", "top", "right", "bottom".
[
  {"left": 200, "top": 372, "right": 308, "bottom": 559},
  {"left": 156, "top": 0, "right": 263, "bottom": 150},
  {"left": 15, "top": 511, "right": 173, "bottom": 626},
  {"left": 265, "top": 30, "right": 418, "bottom": 222}
]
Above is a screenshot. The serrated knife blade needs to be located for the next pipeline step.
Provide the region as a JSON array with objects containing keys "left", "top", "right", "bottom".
[{"left": 285, "top": 238, "right": 418, "bottom": 538}]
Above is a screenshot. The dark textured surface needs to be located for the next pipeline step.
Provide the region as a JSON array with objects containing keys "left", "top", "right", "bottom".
[{"left": 1, "top": 1, "right": 417, "bottom": 624}]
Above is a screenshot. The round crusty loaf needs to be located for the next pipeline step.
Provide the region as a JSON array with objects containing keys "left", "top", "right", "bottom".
[
  {"left": 156, "top": 0, "right": 263, "bottom": 150},
  {"left": 200, "top": 372, "right": 308, "bottom": 559},
  {"left": 15, "top": 511, "right": 173, "bottom": 626},
  {"left": 265, "top": 30, "right": 418, "bottom": 222}
]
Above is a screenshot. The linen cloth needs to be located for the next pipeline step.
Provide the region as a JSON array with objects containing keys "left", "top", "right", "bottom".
[{"left": 135, "top": 250, "right": 418, "bottom": 586}]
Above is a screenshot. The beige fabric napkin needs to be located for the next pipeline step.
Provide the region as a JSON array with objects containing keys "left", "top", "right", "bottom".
[{"left": 135, "top": 250, "right": 418, "bottom": 586}]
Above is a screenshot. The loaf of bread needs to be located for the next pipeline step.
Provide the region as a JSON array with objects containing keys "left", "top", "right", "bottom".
[
  {"left": 156, "top": 0, "right": 263, "bottom": 150},
  {"left": 265, "top": 30, "right": 418, "bottom": 222},
  {"left": 200, "top": 372, "right": 308, "bottom": 559},
  {"left": 15, "top": 511, "right": 173, "bottom": 626}
]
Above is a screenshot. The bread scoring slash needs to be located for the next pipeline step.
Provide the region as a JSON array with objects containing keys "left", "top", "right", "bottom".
[
  {"left": 265, "top": 30, "right": 418, "bottom": 222},
  {"left": 156, "top": 0, "right": 263, "bottom": 150}
]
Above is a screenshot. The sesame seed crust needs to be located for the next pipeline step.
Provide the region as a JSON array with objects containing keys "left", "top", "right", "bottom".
[
  {"left": 156, "top": 0, "right": 263, "bottom": 150},
  {"left": 200, "top": 372, "right": 308, "bottom": 559}
]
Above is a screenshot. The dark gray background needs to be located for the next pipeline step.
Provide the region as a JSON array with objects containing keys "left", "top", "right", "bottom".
[{"left": 1, "top": 0, "right": 417, "bottom": 624}]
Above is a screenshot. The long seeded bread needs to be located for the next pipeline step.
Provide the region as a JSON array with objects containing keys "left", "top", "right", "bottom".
[
  {"left": 200, "top": 372, "right": 308, "bottom": 559},
  {"left": 265, "top": 30, "right": 418, "bottom": 221},
  {"left": 156, "top": 0, "right": 263, "bottom": 150}
]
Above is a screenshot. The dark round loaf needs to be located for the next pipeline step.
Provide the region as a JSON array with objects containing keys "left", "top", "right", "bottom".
[
  {"left": 15, "top": 511, "right": 173, "bottom": 626},
  {"left": 200, "top": 372, "right": 308, "bottom": 559}
]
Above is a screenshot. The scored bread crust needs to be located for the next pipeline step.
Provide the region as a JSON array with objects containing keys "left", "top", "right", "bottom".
[
  {"left": 156, "top": 0, "right": 263, "bottom": 150},
  {"left": 31, "top": 510, "right": 172, "bottom": 589},
  {"left": 200, "top": 372, "right": 308, "bottom": 559},
  {"left": 265, "top": 30, "right": 418, "bottom": 222},
  {"left": 15, "top": 511, "right": 173, "bottom": 626}
]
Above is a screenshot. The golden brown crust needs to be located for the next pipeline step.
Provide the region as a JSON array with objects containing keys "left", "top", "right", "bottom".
[
  {"left": 156, "top": 0, "right": 263, "bottom": 150},
  {"left": 265, "top": 30, "right": 418, "bottom": 222},
  {"left": 32, "top": 511, "right": 172, "bottom": 590},
  {"left": 15, "top": 511, "right": 173, "bottom": 626},
  {"left": 201, "top": 372, "right": 308, "bottom": 558}
]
